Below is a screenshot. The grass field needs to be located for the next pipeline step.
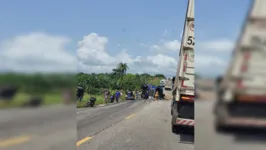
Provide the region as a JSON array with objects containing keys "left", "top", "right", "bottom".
[{"left": 0, "top": 92, "right": 63, "bottom": 108}]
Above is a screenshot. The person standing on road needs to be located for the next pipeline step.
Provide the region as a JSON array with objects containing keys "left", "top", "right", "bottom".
[
  {"left": 104, "top": 89, "right": 109, "bottom": 104},
  {"left": 120, "top": 90, "right": 123, "bottom": 100},
  {"left": 115, "top": 90, "right": 121, "bottom": 103},
  {"left": 136, "top": 90, "right": 139, "bottom": 100},
  {"left": 76, "top": 86, "right": 85, "bottom": 102},
  {"left": 132, "top": 90, "right": 135, "bottom": 99},
  {"left": 155, "top": 91, "right": 159, "bottom": 101},
  {"left": 144, "top": 91, "right": 149, "bottom": 102},
  {"left": 172, "top": 76, "right": 175, "bottom": 89}
]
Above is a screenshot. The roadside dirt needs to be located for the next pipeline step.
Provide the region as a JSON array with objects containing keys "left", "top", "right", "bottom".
[
  {"left": 164, "top": 89, "right": 173, "bottom": 100},
  {"left": 197, "top": 90, "right": 215, "bottom": 100}
]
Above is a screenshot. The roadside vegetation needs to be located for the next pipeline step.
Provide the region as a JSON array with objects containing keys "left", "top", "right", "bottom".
[
  {"left": 0, "top": 73, "right": 75, "bottom": 108},
  {"left": 76, "top": 63, "right": 165, "bottom": 108},
  {"left": 0, "top": 62, "right": 201, "bottom": 108}
]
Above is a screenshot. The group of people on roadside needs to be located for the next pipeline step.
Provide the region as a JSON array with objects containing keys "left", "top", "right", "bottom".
[
  {"left": 77, "top": 84, "right": 163, "bottom": 104},
  {"left": 76, "top": 85, "right": 122, "bottom": 104},
  {"left": 126, "top": 90, "right": 141, "bottom": 100},
  {"left": 104, "top": 89, "right": 122, "bottom": 104},
  {"left": 141, "top": 87, "right": 160, "bottom": 101}
]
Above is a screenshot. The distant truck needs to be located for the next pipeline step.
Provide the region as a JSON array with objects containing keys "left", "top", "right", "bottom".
[
  {"left": 160, "top": 79, "right": 166, "bottom": 87},
  {"left": 214, "top": 0, "right": 266, "bottom": 132},
  {"left": 171, "top": 0, "right": 195, "bottom": 134},
  {"left": 164, "top": 80, "right": 172, "bottom": 91}
]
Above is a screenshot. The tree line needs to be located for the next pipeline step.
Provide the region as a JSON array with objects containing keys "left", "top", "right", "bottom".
[
  {"left": 0, "top": 73, "right": 75, "bottom": 95},
  {"left": 77, "top": 63, "right": 166, "bottom": 95},
  {"left": 0, "top": 62, "right": 200, "bottom": 96}
]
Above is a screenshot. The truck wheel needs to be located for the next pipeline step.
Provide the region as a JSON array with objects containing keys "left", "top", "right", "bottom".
[
  {"left": 172, "top": 125, "right": 176, "bottom": 133},
  {"left": 172, "top": 125, "right": 181, "bottom": 134},
  {"left": 215, "top": 124, "right": 223, "bottom": 133},
  {"left": 215, "top": 123, "right": 229, "bottom": 133}
]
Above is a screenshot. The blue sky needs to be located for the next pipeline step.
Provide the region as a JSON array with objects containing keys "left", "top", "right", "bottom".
[{"left": 0, "top": 0, "right": 251, "bottom": 76}]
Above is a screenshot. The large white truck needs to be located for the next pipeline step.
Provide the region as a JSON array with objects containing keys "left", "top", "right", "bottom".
[
  {"left": 214, "top": 0, "right": 266, "bottom": 132},
  {"left": 171, "top": 0, "right": 195, "bottom": 133},
  {"left": 165, "top": 79, "right": 172, "bottom": 91}
]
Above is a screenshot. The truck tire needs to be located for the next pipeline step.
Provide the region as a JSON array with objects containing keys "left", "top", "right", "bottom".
[
  {"left": 215, "top": 124, "right": 225, "bottom": 133},
  {"left": 172, "top": 124, "right": 182, "bottom": 134},
  {"left": 172, "top": 125, "right": 176, "bottom": 133},
  {"left": 215, "top": 121, "right": 229, "bottom": 133},
  {"left": 171, "top": 102, "right": 181, "bottom": 134},
  {"left": 172, "top": 125, "right": 181, "bottom": 134}
]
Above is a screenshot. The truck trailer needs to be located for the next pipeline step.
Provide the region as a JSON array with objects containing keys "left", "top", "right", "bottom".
[{"left": 171, "top": 0, "right": 195, "bottom": 134}]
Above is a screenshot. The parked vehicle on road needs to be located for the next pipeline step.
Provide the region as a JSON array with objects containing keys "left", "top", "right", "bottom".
[
  {"left": 171, "top": 0, "right": 195, "bottom": 134},
  {"left": 126, "top": 91, "right": 135, "bottom": 100},
  {"left": 214, "top": 0, "right": 266, "bottom": 133},
  {"left": 165, "top": 80, "right": 173, "bottom": 91}
]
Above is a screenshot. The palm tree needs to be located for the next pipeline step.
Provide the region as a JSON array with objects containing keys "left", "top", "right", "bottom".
[
  {"left": 111, "top": 63, "right": 129, "bottom": 87},
  {"left": 117, "top": 62, "right": 129, "bottom": 75}
]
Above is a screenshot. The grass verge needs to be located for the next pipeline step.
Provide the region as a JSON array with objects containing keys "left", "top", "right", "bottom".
[{"left": 0, "top": 92, "right": 63, "bottom": 108}]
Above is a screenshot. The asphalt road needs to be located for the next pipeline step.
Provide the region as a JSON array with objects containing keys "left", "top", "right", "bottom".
[
  {"left": 0, "top": 104, "right": 76, "bottom": 150},
  {"left": 7, "top": 91, "right": 260, "bottom": 150},
  {"left": 196, "top": 100, "right": 266, "bottom": 150},
  {"left": 77, "top": 99, "right": 194, "bottom": 150}
]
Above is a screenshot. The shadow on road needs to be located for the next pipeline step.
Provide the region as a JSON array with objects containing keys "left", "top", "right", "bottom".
[
  {"left": 179, "top": 134, "right": 194, "bottom": 144},
  {"left": 174, "top": 127, "right": 194, "bottom": 144}
]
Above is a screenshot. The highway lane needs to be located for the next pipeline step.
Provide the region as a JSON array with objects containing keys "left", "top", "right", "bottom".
[
  {"left": 77, "top": 99, "right": 194, "bottom": 150},
  {"left": 196, "top": 100, "right": 266, "bottom": 150},
  {"left": 77, "top": 100, "right": 148, "bottom": 141},
  {"left": 0, "top": 104, "right": 76, "bottom": 150}
]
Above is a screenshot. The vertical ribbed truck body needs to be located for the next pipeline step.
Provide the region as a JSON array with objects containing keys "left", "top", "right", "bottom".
[
  {"left": 171, "top": 0, "right": 195, "bottom": 133},
  {"left": 214, "top": 0, "right": 266, "bottom": 132}
]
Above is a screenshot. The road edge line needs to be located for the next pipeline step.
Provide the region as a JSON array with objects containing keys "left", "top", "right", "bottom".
[
  {"left": 76, "top": 136, "right": 92, "bottom": 147},
  {"left": 125, "top": 114, "right": 136, "bottom": 119}
]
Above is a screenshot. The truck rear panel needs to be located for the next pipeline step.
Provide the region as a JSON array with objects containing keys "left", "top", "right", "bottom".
[
  {"left": 174, "top": 0, "right": 195, "bottom": 98},
  {"left": 172, "top": 96, "right": 194, "bottom": 127},
  {"left": 172, "top": 0, "right": 195, "bottom": 130},
  {"left": 216, "top": 0, "right": 266, "bottom": 130}
]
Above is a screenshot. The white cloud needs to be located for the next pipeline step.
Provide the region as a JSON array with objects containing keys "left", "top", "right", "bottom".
[
  {"left": 77, "top": 33, "right": 178, "bottom": 75},
  {"left": 77, "top": 33, "right": 233, "bottom": 76},
  {"left": 195, "top": 39, "right": 234, "bottom": 76},
  {"left": 199, "top": 39, "right": 234, "bottom": 52},
  {"left": 164, "top": 40, "right": 181, "bottom": 51},
  {"left": 196, "top": 54, "right": 228, "bottom": 76},
  {"left": 77, "top": 33, "right": 131, "bottom": 73},
  {"left": 0, "top": 32, "right": 76, "bottom": 73},
  {"left": 0, "top": 31, "right": 232, "bottom": 77},
  {"left": 196, "top": 55, "right": 226, "bottom": 68},
  {"left": 150, "top": 40, "right": 181, "bottom": 53}
]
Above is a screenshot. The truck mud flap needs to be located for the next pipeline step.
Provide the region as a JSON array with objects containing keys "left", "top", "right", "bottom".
[{"left": 173, "top": 118, "right": 194, "bottom": 126}]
